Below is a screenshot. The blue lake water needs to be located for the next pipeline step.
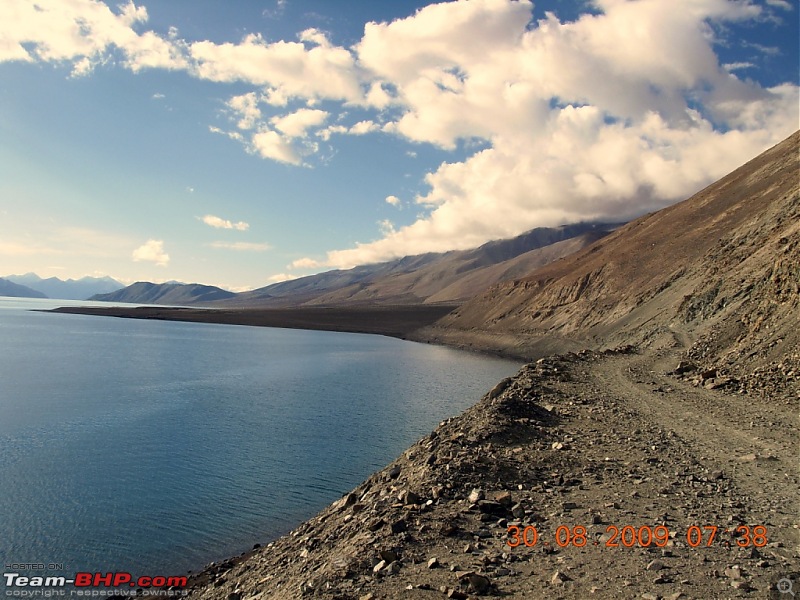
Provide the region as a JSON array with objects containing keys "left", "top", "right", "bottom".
[{"left": 0, "top": 297, "right": 521, "bottom": 582}]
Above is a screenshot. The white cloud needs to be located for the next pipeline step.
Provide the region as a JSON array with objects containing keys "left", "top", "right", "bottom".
[
  {"left": 188, "top": 30, "right": 362, "bottom": 103},
  {"left": 227, "top": 92, "right": 262, "bottom": 130},
  {"left": 132, "top": 239, "right": 169, "bottom": 266},
  {"left": 251, "top": 129, "right": 301, "bottom": 165},
  {"left": 289, "top": 257, "right": 322, "bottom": 269},
  {"left": 293, "top": 0, "right": 798, "bottom": 268},
  {"left": 200, "top": 215, "right": 249, "bottom": 231},
  {"left": 271, "top": 108, "right": 329, "bottom": 137},
  {"left": 266, "top": 272, "right": 299, "bottom": 283},
  {"left": 209, "top": 241, "right": 271, "bottom": 251},
  {"left": 4, "top": 0, "right": 797, "bottom": 269},
  {"left": 385, "top": 195, "right": 401, "bottom": 206},
  {"left": 378, "top": 219, "right": 395, "bottom": 236},
  {"left": 0, "top": 0, "right": 187, "bottom": 74},
  {"left": 765, "top": 0, "right": 792, "bottom": 9},
  {"left": 723, "top": 62, "right": 755, "bottom": 72}
]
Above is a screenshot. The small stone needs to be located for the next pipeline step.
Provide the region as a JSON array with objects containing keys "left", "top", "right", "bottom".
[
  {"left": 641, "top": 594, "right": 658, "bottom": 600},
  {"left": 380, "top": 549, "right": 400, "bottom": 563},
  {"left": 399, "top": 490, "right": 422, "bottom": 505},
  {"left": 478, "top": 500, "right": 506, "bottom": 516},
  {"left": 731, "top": 580, "right": 750, "bottom": 590},
  {"left": 359, "top": 594, "right": 376, "bottom": 600},
  {"left": 388, "top": 465, "right": 401, "bottom": 479},
  {"left": 551, "top": 570, "right": 571, "bottom": 585},
  {"left": 467, "top": 573, "right": 492, "bottom": 594},
  {"left": 372, "top": 560, "right": 386, "bottom": 574},
  {"left": 494, "top": 491, "right": 513, "bottom": 506},
  {"left": 390, "top": 519, "right": 408, "bottom": 534},
  {"left": 336, "top": 492, "right": 357, "bottom": 511},
  {"left": 427, "top": 557, "right": 440, "bottom": 569},
  {"left": 646, "top": 560, "right": 664, "bottom": 571},
  {"left": 724, "top": 566, "right": 741, "bottom": 580},
  {"left": 446, "top": 590, "right": 468, "bottom": 600},
  {"left": 468, "top": 488, "right": 485, "bottom": 503}
]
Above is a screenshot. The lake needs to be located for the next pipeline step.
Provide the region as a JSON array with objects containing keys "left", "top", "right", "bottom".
[{"left": 0, "top": 297, "right": 521, "bottom": 582}]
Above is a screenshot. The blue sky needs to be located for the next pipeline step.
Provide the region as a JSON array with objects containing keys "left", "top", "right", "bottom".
[{"left": 0, "top": 0, "right": 797, "bottom": 291}]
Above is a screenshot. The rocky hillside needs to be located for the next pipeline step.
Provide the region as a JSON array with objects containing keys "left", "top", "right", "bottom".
[
  {"left": 417, "top": 131, "right": 799, "bottom": 392},
  {"left": 183, "top": 131, "right": 799, "bottom": 600},
  {"left": 91, "top": 281, "right": 236, "bottom": 305},
  {"left": 186, "top": 347, "right": 798, "bottom": 600},
  {"left": 231, "top": 224, "right": 616, "bottom": 307}
]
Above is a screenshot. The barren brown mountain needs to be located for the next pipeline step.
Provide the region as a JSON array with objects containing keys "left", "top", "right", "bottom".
[
  {"left": 172, "top": 132, "right": 800, "bottom": 599},
  {"left": 227, "top": 224, "right": 616, "bottom": 307},
  {"left": 416, "top": 130, "right": 799, "bottom": 381}
]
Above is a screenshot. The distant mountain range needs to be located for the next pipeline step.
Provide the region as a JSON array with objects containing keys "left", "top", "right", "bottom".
[
  {"left": 3, "top": 273, "right": 124, "bottom": 300},
  {"left": 90, "top": 282, "right": 236, "bottom": 305},
  {"left": 88, "top": 223, "right": 619, "bottom": 307},
  {"left": 0, "top": 277, "right": 48, "bottom": 298},
  {"left": 230, "top": 223, "right": 619, "bottom": 308}
]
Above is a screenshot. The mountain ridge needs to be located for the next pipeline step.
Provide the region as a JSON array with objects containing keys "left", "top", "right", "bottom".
[
  {"left": 0, "top": 277, "right": 48, "bottom": 299},
  {"left": 91, "top": 281, "right": 236, "bottom": 305},
  {"left": 4, "top": 273, "right": 124, "bottom": 300},
  {"left": 228, "top": 222, "right": 620, "bottom": 308}
]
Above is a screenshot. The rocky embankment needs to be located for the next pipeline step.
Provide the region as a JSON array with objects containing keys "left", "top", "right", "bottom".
[{"left": 185, "top": 331, "right": 799, "bottom": 600}]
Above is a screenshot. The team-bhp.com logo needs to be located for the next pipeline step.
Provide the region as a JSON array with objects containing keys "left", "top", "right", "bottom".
[{"left": 4, "top": 572, "right": 188, "bottom": 596}]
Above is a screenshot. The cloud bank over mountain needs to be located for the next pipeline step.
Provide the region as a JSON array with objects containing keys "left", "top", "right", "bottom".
[{"left": 2, "top": 0, "right": 796, "bottom": 271}]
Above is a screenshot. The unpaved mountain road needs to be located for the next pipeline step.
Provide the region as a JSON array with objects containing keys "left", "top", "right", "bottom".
[{"left": 188, "top": 337, "right": 798, "bottom": 600}]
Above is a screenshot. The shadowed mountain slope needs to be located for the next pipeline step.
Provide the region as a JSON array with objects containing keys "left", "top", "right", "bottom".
[
  {"left": 0, "top": 277, "right": 48, "bottom": 298},
  {"left": 416, "top": 131, "right": 800, "bottom": 378},
  {"left": 230, "top": 223, "right": 616, "bottom": 307},
  {"left": 91, "top": 281, "right": 236, "bottom": 305}
]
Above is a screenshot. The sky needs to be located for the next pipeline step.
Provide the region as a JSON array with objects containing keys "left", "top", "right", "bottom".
[{"left": 0, "top": 0, "right": 797, "bottom": 291}]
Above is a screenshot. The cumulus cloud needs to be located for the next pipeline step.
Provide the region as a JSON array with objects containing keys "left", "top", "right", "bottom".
[
  {"left": 188, "top": 29, "right": 361, "bottom": 103},
  {"left": 294, "top": 0, "right": 798, "bottom": 268},
  {"left": 251, "top": 129, "right": 301, "bottom": 165},
  {"left": 227, "top": 93, "right": 262, "bottom": 130},
  {"left": 271, "top": 108, "right": 329, "bottom": 137},
  {"left": 385, "top": 195, "right": 401, "bottom": 206},
  {"left": 4, "top": 0, "right": 797, "bottom": 271},
  {"left": 266, "top": 272, "right": 299, "bottom": 283},
  {"left": 289, "top": 257, "right": 322, "bottom": 269},
  {"left": 132, "top": 239, "right": 169, "bottom": 266},
  {"left": 0, "top": 0, "right": 187, "bottom": 74},
  {"left": 209, "top": 241, "right": 271, "bottom": 251},
  {"left": 200, "top": 215, "right": 249, "bottom": 231}
]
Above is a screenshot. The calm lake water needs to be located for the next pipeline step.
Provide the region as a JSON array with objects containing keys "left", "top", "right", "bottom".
[{"left": 0, "top": 297, "right": 520, "bottom": 581}]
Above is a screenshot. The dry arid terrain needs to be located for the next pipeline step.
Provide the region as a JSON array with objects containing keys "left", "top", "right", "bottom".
[
  {"left": 56, "top": 133, "right": 800, "bottom": 598},
  {"left": 182, "top": 134, "right": 799, "bottom": 599}
]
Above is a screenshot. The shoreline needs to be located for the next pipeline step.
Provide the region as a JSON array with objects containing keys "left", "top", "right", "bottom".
[
  {"left": 46, "top": 304, "right": 457, "bottom": 339},
  {"left": 45, "top": 304, "right": 578, "bottom": 363}
]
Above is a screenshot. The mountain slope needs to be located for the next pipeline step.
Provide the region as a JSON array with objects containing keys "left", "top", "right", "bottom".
[
  {"left": 417, "top": 131, "right": 800, "bottom": 384},
  {"left": 91, "top": 282, "right": 235, "bottom": 305},
  {"left": 232, "top": 223, "right": 617, "bottom": 307},
  {"left": 0, "top": 277, "right": 48, "bottom": 298},
  {"left": 5, "top": 273, "right": 124, "bottom": 300}
]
